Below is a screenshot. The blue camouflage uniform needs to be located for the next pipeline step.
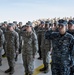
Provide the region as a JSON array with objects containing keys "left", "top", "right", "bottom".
[
  {"left": 67, "top": 20, "right": 74, "bottom": 75},
  {"left": 45, "top": 19, "right": 74, "bottom": 75},
  {"left": 45, "top": 29, "right": 74, "bottom": 75}
]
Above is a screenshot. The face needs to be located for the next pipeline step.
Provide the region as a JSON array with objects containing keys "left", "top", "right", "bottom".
[
  {"left": 19, "top": 23, "right": 22, "bottom": 27},
  {"left": 40, "top": 24, "right": 45, "bottom": 28},
  {"left": 2, "top": 24, "right": 7, "bottom": 28},
  {"left": 26, "top": 26, "right": 32, "bottom": 32},
  {"left": 51, "top": 24, "right": 57, "bottom": 31},
  {"left": 58, "top": 24, "right": 67, "bottom": 34},
  {"left": 45, "top": 24, "right": 49, "bottom": 29},
  {"left": 68, "top": 24, "right": 74, "bottom": 30},
  {"left": 8, "top": 26, "right": 14, "bottom": 31}
]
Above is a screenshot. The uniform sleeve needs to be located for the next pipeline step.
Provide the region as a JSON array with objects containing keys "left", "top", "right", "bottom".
[
  {"left": 45, "top": 30, "right": 58, "bottom": 40},
  {"left": 41, "top": 32, "right": 52, "bottom": 51},
  {"left": 0, "top": 32, "right": 5, "bottom": 48},
  {"left": 15, "top": 32, "right": 19, "bottom": 52},
  {"left": 69, "top": 38, "right": 74, "bottom": 66},
  {"left": 32, "top": 33, "right": 38, "bottom": 56}
]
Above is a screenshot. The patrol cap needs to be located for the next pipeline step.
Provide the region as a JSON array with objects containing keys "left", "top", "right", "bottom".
[
  {"left": 8, "top": 23, "right": 14, "bottom": 27},
  {"left": 45, "top": 21, "right": 52, "bottom": 26},
  {"left": 40, "top": 21, "right": 45, "bottom": 25},
  {"left": 13, "top": 21, "right": 17, "bottom": 25},
  {"left": 54, "top": 21, "right": 58, "bottom": 25},
  {"left": 68, "top": 20, "right": 74, "bottom": 25},
  {"left": 45, "top": 21, "right": 50, "bottom": 24},
  {"left": 25, "top": 21, "right": 32, "bottom": 27},
  {"left": 19, "top": 22, "right": 22, "bottom": 25},
  {"left": 58, "top": 19, "right": 67, "bottom": 26},
  {"left": 4, "top": 21, "right": 7, "bottom": 24}
]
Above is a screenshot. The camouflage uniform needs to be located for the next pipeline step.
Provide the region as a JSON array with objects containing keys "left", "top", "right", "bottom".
[
  {"left": 40, "top": 29, "right": 52, "bottom": 71},
  {"left": 15, "top": 27, "right": 22, "bottom": 55},
  {"left": 37, "top": 27, "right": 45, "bottom": 59},
  {"left": 21, "top": 31, "right": 38, "bottom": 75},
  {"left": 45, "top": 31, "right": 74, "bottom": 75},
  {"left": 5, "top": 30, "right": 19, "bottom": 68},
  {"left": 0, "top": 29, "right": 4, "bottom": 65},
  {"left": 1, "top": 25, "right": 7, "bottom": 56}
]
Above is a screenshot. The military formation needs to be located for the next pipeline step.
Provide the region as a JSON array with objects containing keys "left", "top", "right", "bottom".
[{"left": 0, "top": 17, "right": 74, "bottom": 75}]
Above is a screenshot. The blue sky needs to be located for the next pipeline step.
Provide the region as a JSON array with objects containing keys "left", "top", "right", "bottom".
[{"left": 0, "top": 0, "right": 74, "bottom": 24}]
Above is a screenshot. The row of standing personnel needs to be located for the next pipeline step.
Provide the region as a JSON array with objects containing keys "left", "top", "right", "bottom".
[
  {"left": 0, "top": 19, "right": 74, "bottom": 75},
  {"left": 35, "top": 19, "right": 74, "bottom": 75},
  {"left": 0, "top": 21, "right": 38, "bottom": 75}
]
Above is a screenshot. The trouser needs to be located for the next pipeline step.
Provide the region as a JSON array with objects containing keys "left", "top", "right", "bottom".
[
  {"left": 51, "top": 63, "right": 70, "bottom": 75},
  {"left": 42, "top": 52, "right": 50, "bottom": 69},
  {"left": 0, "top": 47, "right": 2, "bottom": 62},
  {"left": 38, "top": 49, "right": 42, "bottom": 58},
  {"left": 38, "top": 40, "right": 42, "bottom": 58},
  {"left": 22, "top": 55, "right": 34, "bottom": 74},
  {"left": 7, "top": 55, "right": 15, "bottom": 68},
  {"left": 3, "top": 42, "right": 6, "bottom": 54}
]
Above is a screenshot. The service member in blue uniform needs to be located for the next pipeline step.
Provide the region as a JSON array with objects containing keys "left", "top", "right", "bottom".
[{"left": 45, "top": 19, "right": 74, "bottom": 75}]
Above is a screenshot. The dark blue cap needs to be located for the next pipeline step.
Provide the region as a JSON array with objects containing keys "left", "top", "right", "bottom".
[
  {"left": 58, "top": 19, "right": 67, "bottom": 26},
  {"left": 8, "top": 23, "right": 14, "bottom": 27},
  {"left": 68, "top": 20, "right": 74, "bottom": 25}
]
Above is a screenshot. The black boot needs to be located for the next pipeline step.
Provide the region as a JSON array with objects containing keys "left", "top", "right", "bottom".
[
  {"left": 2, "top": 53, "right": 6, "bottom": 57},
  {"left": 15, "top": 55, "right": 18, "bottom": 61},
  {"left": 39, "top": 67, "right": 46, "bottom": 71},
  {"left": 0, "top": 61, "right": 2, "bottom": 66},
  {"left": 5, "top": 67, "right": 11, "bottom": 73},
  {"left": 43, "top": 64, "right": 49, "bottom": 73},
  {"left": 28, "top": 73, "right": 33, "bottom": 75},
  {"left": 43, "top": 68, "right": 49, "bottom": 73},
  {"left": 9, "top": 67, "right": 14, "bottom": 74},
  {"left": 37, "top": 57, "right": 42, "bottom": 60},
  {"left": 25, "top": 73, "right": 28, "bottom": 75},
  {"left": 15, "top": 53, "right": 18, "bottom": 62}
]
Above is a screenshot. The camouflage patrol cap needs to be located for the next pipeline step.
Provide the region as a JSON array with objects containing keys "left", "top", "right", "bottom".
[
  {"left": 19, "top": 22, "right": 22, "bottom": 25},
  {"left": 4, "top": 21, "right": 7, "bottom": 24},
  {"left": 25, "top": 21, "right": 32, "bottom": 27},
  {"left": 13, "top": 21, "right": 17, "bottom": 25},
  {"left": 58, "top": 19, "right": 67, "bottom": 26},
  {"left": 8, "top": 23, "right": 15, "bottom": 27},
  {"left": 68, "top": 20, "right": 74, "bottom": 25}
]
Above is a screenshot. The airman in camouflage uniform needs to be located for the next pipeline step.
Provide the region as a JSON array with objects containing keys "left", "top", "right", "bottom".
[
  {"left": 4, "top": 23, "right": 19, "bottom": 74},
  {"left": 40, "top": 21, "right": 52, "bottom": 73},
  {"left": 13, "top": 22, "right": 22, "bottom": 61},
  {"left": 45, "top": 19, "right": 74, "bottom": 75},
  {"left": 20, "top": 21, "right": 38, "bottom": 75},
  {"left": 1, "top": 23, "right": 8, "bottom": 57},
  {"left": 0, "top": 28, "right": 4, "bottom": 66},
  {"left": 37, "top": 21, "right": 45, "bottom": 60}
]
